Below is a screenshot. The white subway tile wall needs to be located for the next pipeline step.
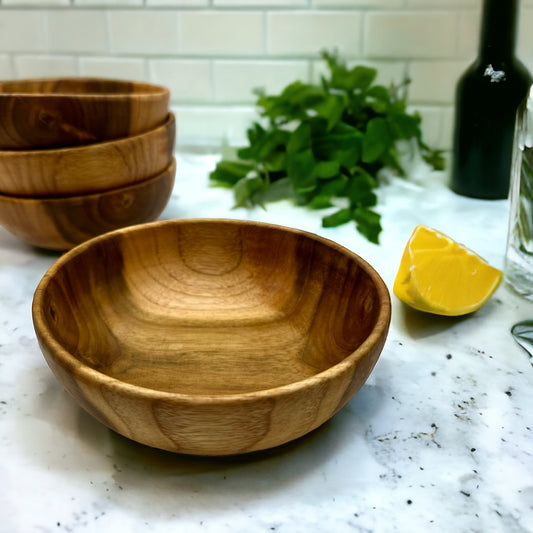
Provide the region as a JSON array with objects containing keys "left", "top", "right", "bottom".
[
  {"left": 76, "top": 1, "right": 143, "bottom": 5},
  {"left": 15, "top": 55, "right": 78, "bottom": 78},
  {"left": 0, "top": 11, "right": 46, "bottom": 52},
  {"left": 179, "top": 11, "right": 264, "bottom": 55},
  {"left": 48, "top": 10, "right": 109, "bottom": 53},
  {"left": 79, "top": 56, "right": 147, "bottom": 79},
  {"left": 109, "top": 10, "right": 179, "bottom": 54},
  {"left": 456, "top": 9, "right": 482, "bottom": 59},
  {"left": 2, "top": 0, "right": 71, "bottom": 4},
  {"left": 0, "top": 54, "right": 11, "bottom": 78},
  {"left": 408, "top": 61, "right": 469, "bottom": 104},
  {"left": 213, "top": 59, "right": 309, "bottom": 102},
  {"left": 267, "top": 12, "right": 362, "bottom": 55},
  {"left": 0, "top": 0, "right": 531, "bottom": 150},
  {"left": 151, "top": 58, "right": 212, "bottom": 102},
  {"left": 364, "top": 12, "right": 458, "bottom": 59}
]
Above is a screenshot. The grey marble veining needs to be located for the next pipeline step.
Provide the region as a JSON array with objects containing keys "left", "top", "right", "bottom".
[{"left": 1, "top": 153, "right": 532, "bottom": 533}]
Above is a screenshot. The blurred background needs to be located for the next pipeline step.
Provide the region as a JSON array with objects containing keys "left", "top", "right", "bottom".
[{"left": 0, "top": 0, "right": 532, "bottom": 153}]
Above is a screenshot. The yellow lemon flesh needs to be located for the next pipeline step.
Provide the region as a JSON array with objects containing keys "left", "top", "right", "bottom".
[{"left": 393, "top": 225, "right": 502, "bottom": 316}]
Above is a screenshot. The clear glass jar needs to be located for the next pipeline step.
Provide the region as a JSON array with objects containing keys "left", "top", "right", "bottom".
[{"left": 505, "top": 84, "right": 533, "bottom": 300}]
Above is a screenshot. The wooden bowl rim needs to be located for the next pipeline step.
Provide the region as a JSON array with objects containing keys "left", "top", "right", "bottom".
[
  {"left": 32, "top": 219, "right": 391, "bottom": 404},
  {"left": 0, "top": 111, "right": 174, "bottom": 158},
  {"left": 0, "top": 157, "right": 176, "bottom": 203},
  {"left": 0, "top": 77, "right": 169, "bottom": 99}
]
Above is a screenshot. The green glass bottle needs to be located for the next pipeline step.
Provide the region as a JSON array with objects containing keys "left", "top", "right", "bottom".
[{"left": 450, "top": 0, "right": 532, "bottom": 199}]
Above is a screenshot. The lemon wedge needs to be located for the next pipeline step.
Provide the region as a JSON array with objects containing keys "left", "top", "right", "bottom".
[{"left": 393, "top": 225, "right": 502, "bottom": 316}]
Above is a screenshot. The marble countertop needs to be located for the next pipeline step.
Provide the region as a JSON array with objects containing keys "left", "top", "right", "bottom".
[{"left": 1, "top": 152, "right": 532, "bottom": 533}]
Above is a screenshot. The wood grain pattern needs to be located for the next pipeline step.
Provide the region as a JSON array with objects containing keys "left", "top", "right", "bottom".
[
  {"left": 0, "top": 113, "right": 175, "bottom": 198},
  {"left": 32, "top": 219, "right": 391, "bottom": 455},
  {"left": 0, "top": 77, "right": 169, "bottom": 150},
  {"left": 0, "top": 158, "right": 175, "bottom": 250}
]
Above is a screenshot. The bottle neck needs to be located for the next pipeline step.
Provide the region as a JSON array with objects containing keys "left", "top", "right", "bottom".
[{"left": 478, "top": 0, "right": 520, "bottom": 63}]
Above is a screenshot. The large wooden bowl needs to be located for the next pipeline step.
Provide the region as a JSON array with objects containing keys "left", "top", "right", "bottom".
[
  {"left": 32, "top": 219, "right": 391, "bottom": 456},
  {"left": 0, "top": 113, "right": 175, "bottom": 198},
  {"left": 0, "top": 77, "right": 170, "bottom": 149},
  {"left": 0, "top": 158, "right": 175, "bottom": 251}
]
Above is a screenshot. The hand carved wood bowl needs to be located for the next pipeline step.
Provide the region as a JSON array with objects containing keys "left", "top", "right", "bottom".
[
  {"left": 0, "top": 77, "right": 170, "bottom": 150},
  {"left": 0, "top": 158, "right": 175, "bottom": 251},
  {"left": 0, "top": 113, "right": 175, "bottom": 198},
  {"left": 32, "top": 219, "right": 391, "bottom": 456}
]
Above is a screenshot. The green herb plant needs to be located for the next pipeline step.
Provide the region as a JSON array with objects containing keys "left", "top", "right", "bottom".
[{"left": 209, "top": 51, "right": 445, "bottom": 244}]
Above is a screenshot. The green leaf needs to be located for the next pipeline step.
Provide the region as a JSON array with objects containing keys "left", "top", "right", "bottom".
[
  {"left": 315, "top": 159, "right": 340, "bottom": 179},
  {"left": 366, "top": 85, "right": 390, "bottom": 114},
  {"left": 236, "top": 146, "right": 255, "bottom": 161},
  {"left": 237, "top": 123, "right": 267, "bottom": 160},
  {"left": 322, "top": 208, "right": 353, "bottom": 228},
  {"left": 387, "top": 112, "right": 421, "bottom": 140},
  {"left": 238, "top": 127, "right": 290, "bottom": 163},
  {"left": 259, "top": 129, "right": 291, "bottom": 160},
  {"left": 264, "top": 150, "right": 287, "bottom": 172},
  {"left": 312, "top": 122, "right": 363, "bottom": 167},
  {"left": 353, "top": 207, "right": 382, "bottom": 244},
  {"left": 346, "top": 171, "right": 378, "bottom": 207},
  {"left": 317, "top": 175, "right": 349, "bottom": 197},
  {"left": 257, "top": 81, "right": 325, "bottom": 123},
  {"left": 287, "top": 123, "right": 311, "bottom": 154},
  {"left": 362, "top": 117, "right": 391, "bottom": 163},
  {"left": 280, "top": 81, "right": 324, "bottom": 107},
  {"left": 344, "top": 65, "right": 377, "bottom": 91},
  {"left": 286, "top": 148, "right": 317, "bottom": 193},
  {"left": 312, "top": 93, "right": 345, "bottom": 131},
  {"left": 422, "top": 148, "right": 446, "bottom": 171},
  {"left": 253, "top": 177, "right": 293, "bottom": 203},
  {"left": 234, "top": 176, "right": 265, "bottom": 207},
  {"left": 308, "top": 195, "right": 334, "bottom": 209},
  {"left": 324, "top": 52, "right": 377, "bottom": 92},
  {"left": 209, "top": 161, "right": 254, "bottom": 187}
]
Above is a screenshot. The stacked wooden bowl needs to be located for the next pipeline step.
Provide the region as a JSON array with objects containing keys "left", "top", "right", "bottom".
[{"left": 0, "top": 78, "right": 176, "bottom": 251}]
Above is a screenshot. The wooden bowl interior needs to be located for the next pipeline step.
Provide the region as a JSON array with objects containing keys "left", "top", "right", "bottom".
[{"left": 41, "top": 221, "right": 384, "bottom": 395}]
